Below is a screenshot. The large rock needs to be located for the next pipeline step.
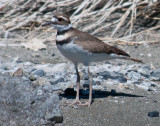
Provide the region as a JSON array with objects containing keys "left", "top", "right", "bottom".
[{"left": 0, "top": 75, "right": 63, "bottom": 126}]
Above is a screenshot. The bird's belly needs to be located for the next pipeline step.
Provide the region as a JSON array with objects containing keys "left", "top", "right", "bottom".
[{"left": 57, "top": 43, "right": 115, "bottom": 65}]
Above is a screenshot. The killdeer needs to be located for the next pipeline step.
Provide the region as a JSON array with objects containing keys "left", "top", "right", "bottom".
[{"left": 43, "top": 12, "right": 142, "bottom": 107}]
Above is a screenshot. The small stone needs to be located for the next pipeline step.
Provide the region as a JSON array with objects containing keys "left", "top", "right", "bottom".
[
  {"left": 33, "top": 60, "right": 39, "bottom": 64},
  {"left": 4, "top": 66, "right": 10, "bottom": 70},
  {"left": 83, "top": 74, "right": 89, "bottom": 80},
  {"left": 117, "top": 75, "right": 127, "bottom": 83},
  {"left": 33, "top": 69, "right": 46, "bottom": 77},
  {"left": 140, "top": 53, "right": 144, "bottom": 56},
  {"left": 16, "top": 59, "right": 23, "bottom": 63},
  {"left": 24, "top": 62, "right": 32, "bottom": 66},
  {"left": 31, "top": 53, "right": 40, "bottom": 57},
  {"left": 99, "top": 71, "right": 110, "bottom": 77},
  {"left": 150, "top": 71, "right": 160, "bottom": 81},
  {"left": 103, "top": 86, "right": 107, "bottom": 90},
  {"left": 148, "top": 111, "right": 159, "bottom": 117},
  {"left": 127, "top": 71, "right": 141, "bottom": 82},
  {"left": 96, "top": 81, "right": 101, "bottom": 85},
  {"left": 125, "top": 86, "right": 129, "bottom": 89},
  {"left": 37, "top": 90, "right": 43, "bottom": 95},
  {"left": 52, "top": 53, "right": 55, "bottom": 57},
  {"left": 137, "top": 66, "right": 152, "bottom": 77},
  {"left": 50, "top": 78, "right": 65, "bottom": 85},
  {"left": 118, "top": 83, "right": 124, "bottom": 88},
  {"left": 12, "top": 68, "right": 23, "bottom": 76},
  {"left": 148, "top": 53, "right": 152, "bottom": 57},
  {"left": 83, "top": 80, "right": 90, "bottom": 88},
  {"left": 29, "top": 75, "right": 37, "bottom": 81}
]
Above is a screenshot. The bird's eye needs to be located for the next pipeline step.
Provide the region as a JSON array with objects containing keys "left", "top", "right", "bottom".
[{"left": 58, "top": 18, "right": 63, "bottom": 22}]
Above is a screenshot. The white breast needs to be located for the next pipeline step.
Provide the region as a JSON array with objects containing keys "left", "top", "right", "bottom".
[{"left": 57, "top": 41, "right": 117, "bottom": 66}]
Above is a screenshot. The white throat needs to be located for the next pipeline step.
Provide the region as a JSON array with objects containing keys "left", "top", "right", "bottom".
[{"left": 53, "top": 24, "right": 73, "bottom": 32}]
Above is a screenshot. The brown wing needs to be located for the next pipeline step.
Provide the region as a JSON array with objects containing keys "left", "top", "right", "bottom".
[{"left": 73, "top": 28, "right": 130, "bottom": 57}]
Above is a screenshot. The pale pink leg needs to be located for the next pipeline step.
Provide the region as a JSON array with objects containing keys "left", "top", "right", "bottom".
[
  {"left": 68, "top": 64, "right": 82, "bottom": 106},
  {"left": 81, "top": 67, "right": 92, "bottom": 107}
]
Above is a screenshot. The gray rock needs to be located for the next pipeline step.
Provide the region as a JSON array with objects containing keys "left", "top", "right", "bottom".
[
  {"left": 114, "top": 73, "right": 127, "bottom": 83},
  {"left": 96, "top": 81, "right": 101, "bottom": 85},
  {"left": 150, "top": 71, "right": 160, "bottom": 81},
  {"left": 136, "top": 81, "right": 151, "bottom": 91},
  {"left": 33, "top": 69, "right": 46, "bottom": 77},
  {"left": 137, "top": 66, "right": 152, "bottom": 77},
  {"left": 0, "top": 75, "right": 63, "bottom": 125},
  {"left": 83, "top": 74, "right": 89, "bottom": 80},
  {"left": 127, "top": 71, "right": 141, "bottom": 82},
  {"left": 50, "top": 78, "right": 65, "bottom": 85},
  {"left": 99, "top": 71, "right": 110, "bottom": 77},
  {"left": 29, "top": 75, "right": 37, "bottom": 81},
  {"left": 98, "top": 71, "right": 111, "bottom": 79}
]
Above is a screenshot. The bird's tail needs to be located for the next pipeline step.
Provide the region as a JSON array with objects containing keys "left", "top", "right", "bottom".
[{"left": 124, "top": 57, "right": 143, "bottom": 63}]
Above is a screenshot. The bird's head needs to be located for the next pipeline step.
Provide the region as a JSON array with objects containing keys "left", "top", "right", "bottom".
[{"left": 42, "top": 12, "right": 72, "bottom": 31}]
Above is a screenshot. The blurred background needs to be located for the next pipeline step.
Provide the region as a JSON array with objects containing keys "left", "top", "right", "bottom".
[{"left": 0, "top": 0, "right": 160, "bottom": 49}]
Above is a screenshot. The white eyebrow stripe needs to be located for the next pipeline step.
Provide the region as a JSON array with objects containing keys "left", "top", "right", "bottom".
[{"left": 51, "top": 17, "right": 57, "bottom": 22}]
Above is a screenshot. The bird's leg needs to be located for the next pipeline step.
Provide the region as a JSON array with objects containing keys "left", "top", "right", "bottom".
[
  {"left": 68, "top": 65, "right": 82, "bottom": 106},
  {"left": 81, "top": 66, "right": 93, "bottom": 107},
  {"left": 75, "top": 66, "right": 81, "bottom": 103}
]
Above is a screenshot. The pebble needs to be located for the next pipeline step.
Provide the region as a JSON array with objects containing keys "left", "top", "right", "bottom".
[
  {"left": 117, "top": 75, "right": 127, "bottom": 83},
  {"left": 83, "top": 74, "right": 89, "bottom": 80},
  {"left": 29, "top": 75, "right": 37, "bottom": 81},
  {"left": 150, "top": 71, "right": 160, "bottom": 81},
  {"left": 148, "top": 111, "right": 159, "bottom": 117},
  {"left": 52, "top": 53, "right": 55, "bottom": 57},
  {"left": 140, "top": 53, "right": 144, "bottom": 56},
  {"left": 33, "top": 69, "right": 46, "bottom": 77},
  {"left": 50, "top": 78, "right": 65, "bottom": 85},
  {"left": 137, "top": 67, "right": 151, "bottom": 77},
  {"left": 98, "top": 71, "right": 111, "bottom": 79},
  {"left": 24, "top": 62, "right": 32, "bottom": 66},
  {"left": 12, "top": 68, "right": 23, "bottom": 76}
]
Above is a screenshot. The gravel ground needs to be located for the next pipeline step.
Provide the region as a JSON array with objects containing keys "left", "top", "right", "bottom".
[{"left": 0, "top": 42, "right": 160, "bottom": 126}]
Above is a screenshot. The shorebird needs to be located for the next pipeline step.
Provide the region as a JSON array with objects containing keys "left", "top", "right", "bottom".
[{"left": 43, "top": 12, "right": 142, "bottom": 107}]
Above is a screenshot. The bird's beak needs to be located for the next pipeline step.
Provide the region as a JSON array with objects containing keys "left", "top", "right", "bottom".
[{"left": 42, "top": 21, "right": 53, "bottom": 26}]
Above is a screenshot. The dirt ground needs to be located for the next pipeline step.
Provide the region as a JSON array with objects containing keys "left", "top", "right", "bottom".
[{"left": 0, "top": 42, "right": 160, "bottom": 126}]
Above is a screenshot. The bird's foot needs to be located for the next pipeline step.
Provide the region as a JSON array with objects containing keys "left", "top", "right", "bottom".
[
  {"left": 81, "top": 101, "right": 91, "bottom": 107},
  {"left": 67, "top": 99, "right": 82, "bottom": 106}
]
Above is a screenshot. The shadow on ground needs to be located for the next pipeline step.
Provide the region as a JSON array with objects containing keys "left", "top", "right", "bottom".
[{"left": 60, "top": 88, "right": 144, "bottom": 103}]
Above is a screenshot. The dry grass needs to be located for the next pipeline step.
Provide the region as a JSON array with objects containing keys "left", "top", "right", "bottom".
[{"left": 0, "top": 0, "right": 160, "bottom": 50}]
